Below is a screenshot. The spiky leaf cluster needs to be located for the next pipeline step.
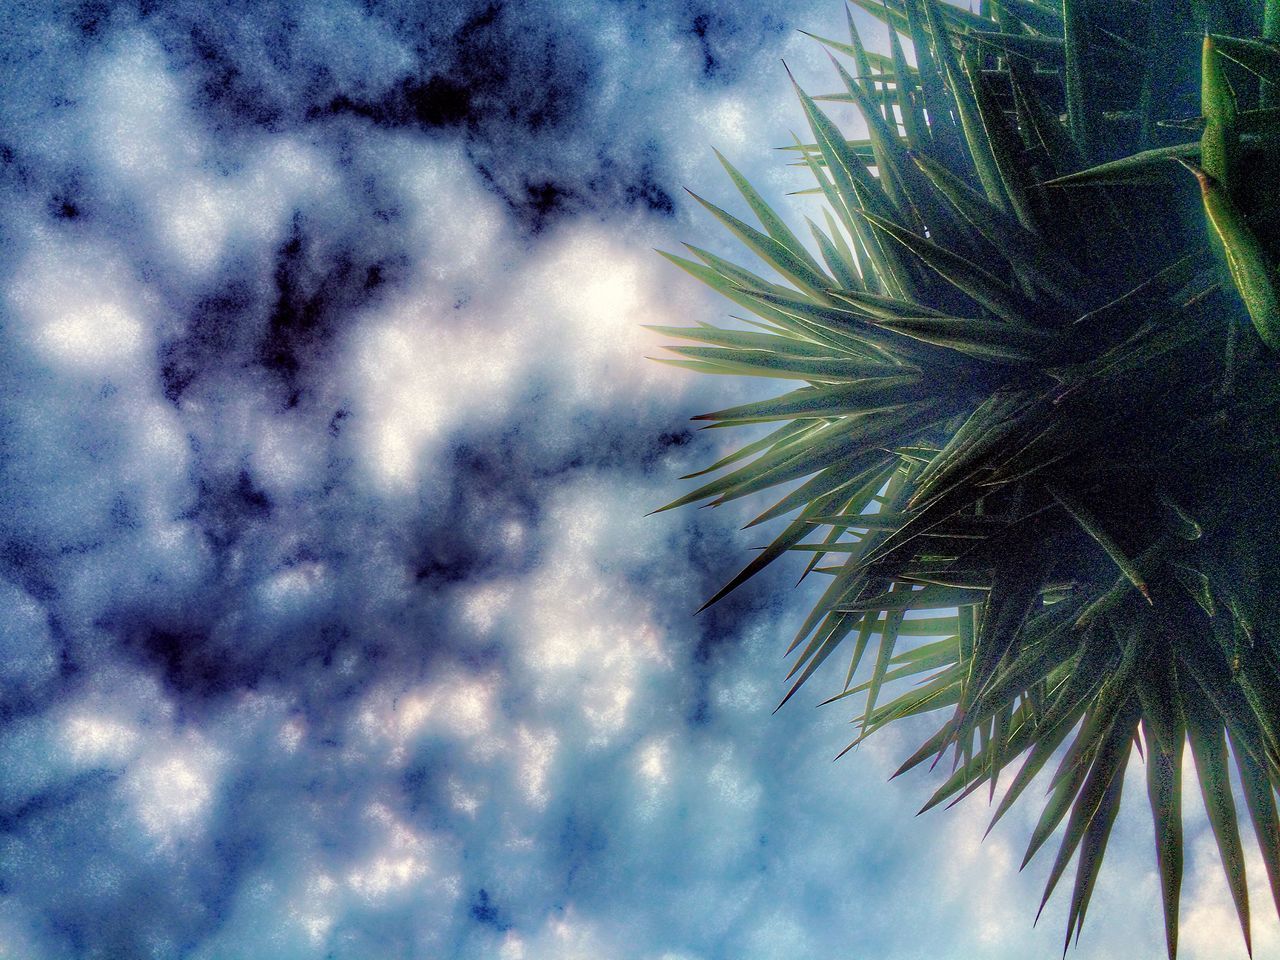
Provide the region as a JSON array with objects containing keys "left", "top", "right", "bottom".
[{"left": 655, "top": 1, "right": 1280, "bottom": 955}]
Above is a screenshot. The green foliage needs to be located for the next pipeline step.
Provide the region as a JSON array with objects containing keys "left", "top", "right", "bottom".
[{"left": 655, "top": 1, "right": 1280, "bottom": 955}]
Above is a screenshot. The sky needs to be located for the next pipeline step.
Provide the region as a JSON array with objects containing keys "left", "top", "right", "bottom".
[{"left": 0, "top": 2, "right": 1275, "bottom": 958}]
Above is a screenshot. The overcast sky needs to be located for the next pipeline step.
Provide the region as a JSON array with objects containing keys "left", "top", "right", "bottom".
[{"left": 0, "top": 2, "right": 1273, "bottom": 958}]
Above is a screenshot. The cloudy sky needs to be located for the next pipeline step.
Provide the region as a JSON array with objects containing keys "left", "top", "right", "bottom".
[{"left": 0, "top": 2, "right": 1273, "bottom": 958}]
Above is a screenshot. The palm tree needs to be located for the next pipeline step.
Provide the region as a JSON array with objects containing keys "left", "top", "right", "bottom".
[{"left": 654, "top": 1, "right": 1280, "bottom": 955}]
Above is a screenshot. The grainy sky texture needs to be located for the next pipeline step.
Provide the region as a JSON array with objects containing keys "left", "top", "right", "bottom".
[{"left": 0, "top": 2, "right": 1274, "bottom": 958}]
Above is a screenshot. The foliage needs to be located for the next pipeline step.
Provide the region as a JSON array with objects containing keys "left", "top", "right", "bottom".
[{"left": 654, "top": 0, "right": 1280, "bottom": 955}]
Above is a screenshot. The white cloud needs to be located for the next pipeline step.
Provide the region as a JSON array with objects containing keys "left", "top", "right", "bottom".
[
  {"left": 346, "top": 214, "right": 697, "bottom": 491},
  {"left": 350, "top": 300, "right": 522, "bottom": 489},
  {"left": 1181, "top": 813, "right": 1280, "bottom": 959},
  {"left": 63, "top": 713, "right": 140, "bottom": 765},
  {"left": 495, "top": 908, "right": 618, "bottom": 960},
  {"left": 85, "top": 32, "right": 336, "bottom": 276},
  {"left": 345, "top": 802, "right": 432, "bottom": 901},
  {"left": 515, "top": 481, "right": 673, "bottom": 743},
  {"left": 127, "top": 735, "right": 225, "bottom": 845},
  {"left": 8, "top": 235, "right": 154, "bottom": 374}
]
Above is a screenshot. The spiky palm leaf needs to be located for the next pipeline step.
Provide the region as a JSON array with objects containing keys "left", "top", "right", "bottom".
[{"left": 655, "top": 1, "right": 1280, "bottom": 955}]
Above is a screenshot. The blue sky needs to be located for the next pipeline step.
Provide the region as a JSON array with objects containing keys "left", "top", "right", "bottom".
[{"left": 0, "top": 2, "right": 1272, "bottom": 958}]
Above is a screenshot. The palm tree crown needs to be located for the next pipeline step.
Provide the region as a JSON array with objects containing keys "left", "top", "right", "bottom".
[{"left": 655, "top": 1, "right": 1280, "bottom": 955}]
